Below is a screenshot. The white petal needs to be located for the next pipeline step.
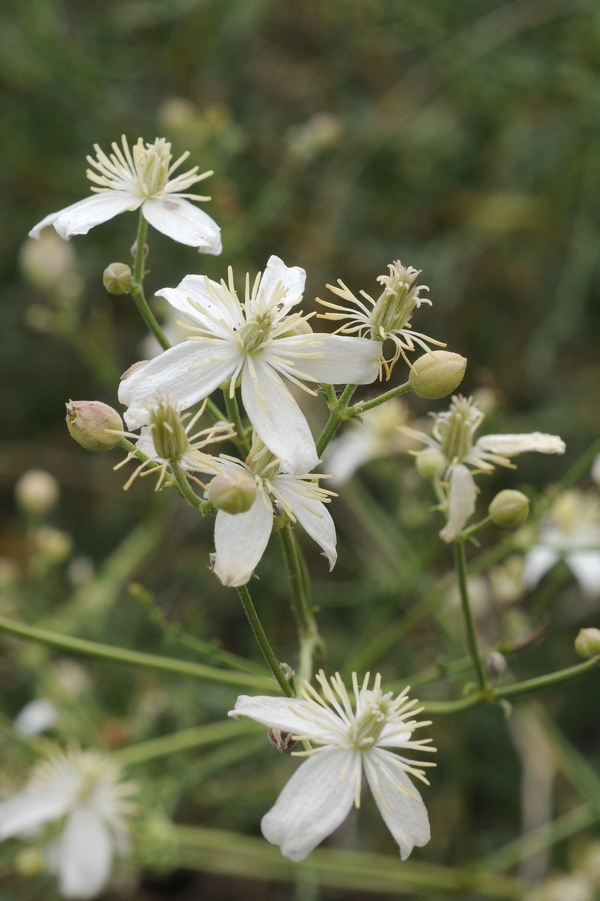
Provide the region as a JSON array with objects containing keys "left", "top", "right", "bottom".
[
  {"left": 14, "top": 699, "right": 58, "bottom": 736},
  {"left": 440, "top": 463, "right": 477, "bottom": 543},
  {"left": 29, "top": 193, "right": 139, "bottom": 240},
  {"left": 272, "top": 335, "right": 380, "bottom": 385},
  {"left": 241, "top": 360, "right": 318, "bottom": 474},
  {"left": 476, "top": 433, "right": 566, "bottom": 457},
  {"left": 229, "top": 695, "right": 340, "bottom": 741},
  {"left": 523, "top": 546, "right": 560, "bottom": 589},
  {"left": 118, "top": 340, "right": 237, "bottom": 429},
  {"left": 0, "top": 791, "right": 69, "bottom": 839},
  {"left": 377, "top": 726, "right": 414, "bottom": 749},
  {"left": 258, "top": 256, "right": 306, "bottom": 308},
  {"left": 566, "top": 552, "right": 600, "bottom": 597},
  {"left": 261, "top": 747, "right": 358, "bottom": 861},
  {"left": 142, "top": 197, "right": 221, "bottom": 253},
  {"left": 364, "top": 747, "right": 430, "bottom": 860},
  {"left": 156, "top": 274, "right": 239, "bottom": 331},
  {"left": 273, "top": 476, "right": 337, "bottom": 569},
  {"left": 213, "top": 494, "right": 273, "bottom": 587},
  {"left": 58, "top": 808, "right": 113, "bottom": 899}
]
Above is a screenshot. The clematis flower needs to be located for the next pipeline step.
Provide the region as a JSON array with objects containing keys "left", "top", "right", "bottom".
[
  {"left": 118, "top": 255, "right": 381, "bottom": 474},
  {"left": 29, "top": 136, "right": 221, "bottom": 253},
  {"left": 0, "top": 748, "right": 136, "bottom": 899},
  {"left": 229, "top": 670, "right": 435, "bottom": 861},
  {"left": 199, "top": 435, "right": 337, "bottom": 587},
  {"left": 403, "top": 395, "right": 565, "bottom": 542},
  {"left": 524, "top": 490, "right": 600, "bottom": 598}
]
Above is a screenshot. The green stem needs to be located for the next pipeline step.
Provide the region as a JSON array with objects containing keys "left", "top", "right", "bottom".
[
  {"left": 461, "top": 516, "right": 493, "bottom": 541},
  {"left": 222, "top": 386, "right": 250, "bottom": 454},
  {"left": 130, "top": 212, "right": 170, "bottom": 351},
  {"left": 279, "top": 525, "right": 322, "bottom": 684},
  {"left": 346, "top": 380, "right": 411, "bottom": 416},
  {"left": 113, "top": 719, "right": 259, "bottom": 767},
  {"left": 0, "top": 615, "right": 274, "bottom": 691},
  {"left": 236, "top": 585, "right": 294, "bottom": 697},
  {"left": 453, "top": 541, "right": 489, "bottom": 693},
  {"left": 316, "top": 384, "right": 357, "bottom": 456},
  {"left": 171, "top": 463, "right": 214, "bottom": 514}
]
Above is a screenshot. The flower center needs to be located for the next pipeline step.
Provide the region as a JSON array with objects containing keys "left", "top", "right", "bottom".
[
  {"left": 437, "top": 397, "right": 481, "bottom": 463},
  {"left": 149, "top": 401, "right": 190, "bottom": 462},
  {"left": 348, "top": 694, "right": 390, "bottom": 750},
  {"left": 371, "top": 262, "right": 424, "bottom": 336},
  {"left": 239, "top": 311, "right": 274, "bottom": 354},
  {"left": 132, "top": 138, "right": 172, "bottom": 197}
]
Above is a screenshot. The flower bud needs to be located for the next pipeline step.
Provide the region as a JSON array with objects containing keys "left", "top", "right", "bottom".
[
  {"left": 416, "top": 448, "right": 447, "bottom": 480},
  {"left": 32, "top": 526, "right": 73, "bottom": 564},
  {"left": 66, "top": 400, "right": 124, "bottom": 452},
  {"left": 103, "top": 262, "right": 132, "bottom": 295},
  {"left": 15, "top": 469, "right": 59, "bottom": 518},
  {"left": 409, "top": 351, "right": 467, "bottom": 399},
  {"left": 206, "top": 470, "right": 257, "bottom": 514},
  {"left": 489, "top": 490, "right": 530, "bottom": 529},
  {"left": 575, "top": 627, "right": 600, "bottom": 659}
]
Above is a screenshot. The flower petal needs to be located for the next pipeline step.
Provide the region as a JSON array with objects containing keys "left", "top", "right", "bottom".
[
  {"left": 29, "top": 193, "right": 139, "bottom": 240},
  {"left": 213, "top": 494, "right": 273, "bottom": 587},
  {"left": 118, "top": 340, "right": 237, "bottom": 429},
  {"left": 364, "top": 747, "right": 430, "bottom": 860},
  {"left": 142, "top": 197, "right": 221, "bottom": 253},
  {"left": 476, "top": 433, "right": 565, "bottom": 457},
  {"left": 271, "top": 335, "right": 380, "bottom": 385},
  {"left": 258, "top": 256, "right": 306, "bottom": 308},
  {"left": 523, "top": 546, "right": 560, "bottom": 589},
  {"left": 156, "top": 274, "right": 239, "bottom": 331},
  {"left": 566, "top": 551, "right": 600, "bottom": 597},
  {"left": 273, "top": 476, "right": 337, "bottom": 569},
  {"left": 0, "top": 791, "right": 69, "bottom": 839},
  {"left": 14, "top": 699, "right": 58, "bottom": 737},
  {"left": 440, "top": 463, "right": 476, "bottom": 543},
  {"left": 261, "top": 747, "right": 358, "bottom": 861},
  {"left": 241, "top": 360, "right": 318, "bottom": 474},
  {"left": 229, "top": 695, "right": 341, "bottom": 741},
  {"left": 58, "top": 808, "right": 113, "bottom": 899}
]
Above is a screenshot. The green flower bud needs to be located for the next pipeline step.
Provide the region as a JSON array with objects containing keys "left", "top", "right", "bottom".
[
  {"left": 15, "top": 469, "right": 59, "bottom": 518},
  {"left": 489, "top": 490, "right": 530, "bottom": 529},
  {"left": 66, "top": 400, "right": 123, "bottom": 452},
  {"left": 206, "top": 470, "right": 257, "bottom": 514},
  {"left": 103, "top": 262, "right": 132, "bottom": 295},
  {"left": 416, "top": 449, "right": 447, "bottom": 480},
  {"left": 409, "top": 351, "right": 467, "bottom": 399},
  {"left": 575, "top": 627, "right": 600, "bottom": 659}
]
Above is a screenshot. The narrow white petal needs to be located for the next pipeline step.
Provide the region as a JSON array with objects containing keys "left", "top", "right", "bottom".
[
  {"left": 241, "top": 361, "right": 318, "bottom": 474},
  {"left": 261, "top": 747, "right": 358, "bottom": 861},
  {"left": 229, "top": 696, "right": 340, "bottom": 741},
  {"left": 29, "top": 193, "right": 138, "bottom": 240},
  {"left": 258, "top": 256, "right": 306, "bottom": 307},
  {"left": 377, "top": 726, "right": 414, "bottom": 749},
  {"left": 213, "top": 495, "right": 273, "bottom": 587},
  {"left": 273, "top": 478, "right": 337, "bottom": 569},
  {"left": 58, "top": 808, "right": 113, "bottom": 899},
  {"left": 476, "top": 433, "right": 566, "bottom": 457},
  {"left": 14, "top": 699, "right": 58, "bottom": 736},
  {"left": 156, "top": 275, "right": 238, "bottom": 331},
  {"left": 0, "top": 791, "right": 69, "bottom": 839},
  {"left": 273, "top": 335, "right": 380, "bottom": 385},
  {"left": 118, "top": 340, "right": 237, "bottom": 429},
  {"left": 440, "top": 464, "right": 477, "bottom": 543},
  {"left": 566, "top": 552, "right": 600, "bottom": 597},
  {"left": 364, "top": 747, "right": 430, "bottom": 860},
  {"left": 523, "top": 546, "right": 560, "bottom": 589},
  {"left": 142, "top": 197, "right": 221, "bottom": 253}
]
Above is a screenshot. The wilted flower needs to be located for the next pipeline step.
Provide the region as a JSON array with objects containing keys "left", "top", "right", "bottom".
[
  {"left": 229, "top": 671, "right": 435, "bottom": 861},
  {"left": 29, "top": 136, "right": 221, "bottom": 253},
  {"left": 0, "top": 748, "right": 136, "bottom": 899}
]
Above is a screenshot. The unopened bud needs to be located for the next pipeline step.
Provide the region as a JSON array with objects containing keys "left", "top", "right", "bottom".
[
  {"left": 416, "top": 449, "right": 447, "bottom": 480},
  {"left": 268, "top": 728, "right": 297, "bottom": 753},
  {"left": 409, "top": 351, "right": 467, "bottom": 399},
  {"left": 206, "top": 470, "right": 257, "bottom": 514},
  {"left": 15, "top": 469, "right": 59, "bottom": 518},
  {"left": 103, "top": 262, "right": 132, "bottom": 295},
  {"left": 489, "top": 490, "right": 530, "bottom": 529},
  {"left": 575, "top": 627, "right": 600, "bottom": 659},
  {"left": 66, "top": 401, "right": 123, "bottom": 452},
  {"left": 485, "top": 651, "right": 507, "bottom": 684}
]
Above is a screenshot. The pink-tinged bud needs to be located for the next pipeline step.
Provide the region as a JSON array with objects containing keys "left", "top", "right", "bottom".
[
  {"left": 489, "top": 490, "right": 530, "bottom": 529},
  {"left": 15, "top": 469, "right": 59, "bottom": 518},
  {"left": 409, "top": 351, "right": 467, "bottom": 399},
  {"left": 206, "top": 470, "right": 257, "bottom": 514},
  {"left": 103, "top": 262, "right": 132, "bottom": 295},
  {"left": 416, "top": 449, "right": 447, "bottom": 480},
  {"left": 268, "top": 728, "right": 297, "bottom": 753},
  {"left": 575, "top": 627, "right": 600, "bottom": 659},
  {"left": 66, "top": 401, "right": 123, "bottom": 452}
]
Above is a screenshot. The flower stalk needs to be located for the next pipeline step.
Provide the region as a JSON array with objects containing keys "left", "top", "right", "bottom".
[
  {"left": 236, "top": 584, "right": 294, "bottom": 697},
  {"left": 279, "top": 524, "right": 322, "bottom": 683},
  {"left": 130, "top": 211, "right": 171, "bottom": 351},
  {"left": 453, "top": 539, "right": 489, "bottom": 694}
]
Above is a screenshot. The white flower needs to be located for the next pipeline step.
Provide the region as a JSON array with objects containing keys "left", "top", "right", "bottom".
[
  {"left": 229, "top": 671, "right": 435, "bottom": 861},
  {"left": 14, "top": 699, "right": 58, "bottom": 737},
  {"left": 29, "top": 136, "right": 221, "bottom": 253},
  {"left": 118, "top": 255, "right": 381, "bottom": 474},
  {"left": 200, "top": 436, "right": 337, "bottom": 587},
  {"left": 404, "top": 396, "right": 565, "bottom": 542},
  {"left": 0, "top": 748, "right": 136, "bottom": 899},
  {"left": 524, "top": 491, "right": 600, "bottom": 597}
]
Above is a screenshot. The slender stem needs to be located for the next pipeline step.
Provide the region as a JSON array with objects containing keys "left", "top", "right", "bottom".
[
  {"left": 222, "top": 386, "right": 250, "bottom": 454},
  {"left": 279, "top": 525, "right": 322, "bottom": 684},
  {"left": 0, "top": 615, "right": 274, "bottom": 690},
  {"left": 461, "top": 516, "right": 492, "bottom": 541},
  {"left": 347, "top": 380, "right": 411, "bottom": 416},
  {"left": 496, "top": 655, "right": 600, "bottom": 700},
  {"left": 453, "top": 540, "right": 489, "bottom": 693},
  {"left": 113, "top": 719, "right": 259, "bottom": 767},
  {"left": 236, "top": 585, "right": 294, "bottom": 697},
  {"left": 130, "top": 212, "right": 171, "bottom": 351},
  {"left": 316, "top": 384, "right": 357, "bottom": 456},
  {"left": 171, "top": 463, "right": 213, "bottom": 514}
]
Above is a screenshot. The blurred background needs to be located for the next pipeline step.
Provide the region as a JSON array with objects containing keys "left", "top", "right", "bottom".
[{"left": 1, "top": 1, "right": 600, "bottom": 899}]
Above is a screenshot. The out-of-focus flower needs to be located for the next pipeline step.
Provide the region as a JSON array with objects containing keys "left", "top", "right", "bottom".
[
  {"left": 591, "top": 453, "right": 600, "bottom": 488},
  {"left": 31, "top": 527, "right": 73, "bottom": 565},
  {"left": 29, "top": 136, "right": 221, "bottom": 253},
  {"left": 0, "top": 748, "right": 136, "bottom": 899},
  {"left": 525, "top": 874, "right": 594, "bottom": 901},
  {"left": 286, "top": 113, "right": 343, "bottom": 160},
  {"left": 14, "top": 700, "right": 59, "bottom": 737},
  {"left": 15, "top": 470, "right": 59, "bottom": 519},
  {"left": 19, "top": 232, "right": 77, "bottom": 292},
  {"left": 523, "top": 491, "right": 600, "bottom": 597},
  {"left": 119, "top": 255, "right": 380, "bottom": 474},
  {"left": 229, "top": 671, "right": 435, "bottom": 861},
  {"left": 403, "top": 395, "right": 565, "bottom": 542}
]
